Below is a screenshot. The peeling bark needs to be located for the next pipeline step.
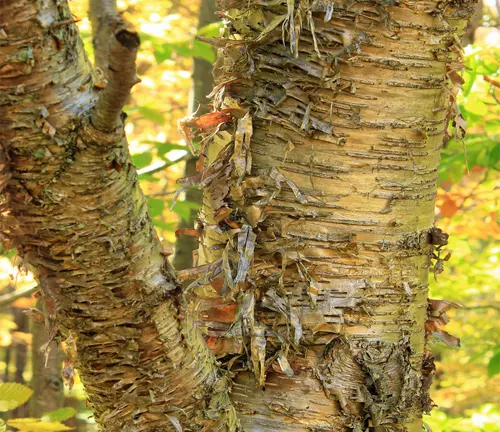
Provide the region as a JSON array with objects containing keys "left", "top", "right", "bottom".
[
  {"left": 0, "top": 1, "right": 236, "bottom": 431},
  {"left": 183, "top": 0, "right": 475, "bottom": 430},
  {"left": 173, "top": 0, "right": 219, "bottom": 271}
]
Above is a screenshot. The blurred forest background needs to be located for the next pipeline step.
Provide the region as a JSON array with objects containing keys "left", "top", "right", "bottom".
[{"left": 0, "top": 0, "right": 498, "bottom": 431}]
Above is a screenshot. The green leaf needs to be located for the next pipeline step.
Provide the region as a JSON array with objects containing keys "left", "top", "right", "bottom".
[
  {"left": 137, "top": 173, "right": 161, "bottom": 182},
  {"left": 147, "top": 141, "right": 187, "bottom": 160},
  {"left": 0, "top": 383, "right": 33, "bottom": 412},
  {"left": 8, "top": 418, "right": 72, "bottom": 431},
  {"left": 462, "top": 69, "right": 476, "bottom": 97},
  {"left": 0, "top": 419, "right": 6, "bottom": 432},
  {"left": 463, "top": 98, "right": 488, "bottom": 116},
  {"left": 490, "top": 144, "right": 500, "bottom": 169},
  {"left": 476, "top": 61, "right": 499, "bottom": 75},
  {"left": 169, "top": 200, "right": 199, "bottom": 221},
  {"left": 41, "top": 407, "right": 77, "bottom": 423},
  {"left": 142, "top": 141, "right": 186, "bottom": 151},
  {"left": 153, "top": 43, "right": 174, "bottom": 63},
  {"left": 197, "top": 22, "right": 223, "bottom": 38},
  {"left": 131, "top": 152, "right": 153, "bottom": 169},
  {"left": 148, "top": 198, "right": 165, "bottom": 218},
  {"left": 488, "top": 352, "right": 500, "bottom": 377},
  {"left": 154, "top": 41, "right": 191, "bottom": 63},
  {"left": 153, "top": 38, "right": 216, "bottom": 64},
  {"left": 152, "top": 220, "right": 176, "bottom": 231},
  {"left": 137, "top": 106, "right": 165, "bottom": 125},
  {"left": 172, "top": 41, "right": 195, "bottom": 58},
  {"left": 192, "top": 39, "right": 215, "bottom": 63}
]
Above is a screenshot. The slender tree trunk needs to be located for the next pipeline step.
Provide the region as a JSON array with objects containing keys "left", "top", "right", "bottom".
[
  {"left": 12, "top": 306, "right": 29, "bottom": 419},
  {"left": 173, "top": 0, "right": 219, "bottom": 271},
  {"left": 462, "top": 0, "right": 483, "bottom": 45},
  {"left": 29, "top": 299, "right": 65, "bottom": 418}
]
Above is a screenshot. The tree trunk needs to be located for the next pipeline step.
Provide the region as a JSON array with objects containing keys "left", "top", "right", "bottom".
[
  {"left": 29, "top": 299, "right": 65, "bottom": 418},
  {"left": 0, "top": 0, "right": 475, "bottom": 431},
  {"left": 173, "top": 0, "right": 219, "bottom": 271},
  {"left": 12, "top": 306, "right": 30, "bottom": 419},
  {"left": 462, "top": 0, "right": 483, "bottom": 45},
  {"left": 186, "top": 0, "right": 474, "bottom": 430},
  {"left": 0, "top": 1, "right": 235, "bottom": 430}
]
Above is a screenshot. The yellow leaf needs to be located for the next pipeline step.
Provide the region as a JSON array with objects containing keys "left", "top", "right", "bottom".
[
  {"left": 0, "top": 383, "right": 33, "bottom": 412},
  {"left": 8, "top": 418, "right": 73, "bottom": 431}
]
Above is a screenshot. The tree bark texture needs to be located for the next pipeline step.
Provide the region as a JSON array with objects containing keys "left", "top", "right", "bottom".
[
  {"left": 0, "top": 0, "right": 475, "bottom": 431},
  {"left": 180, "top": 0, "right": 475, "bottom": 431},
  {"left": 0, "top": 1, "right": 235, "bottom": 431}
]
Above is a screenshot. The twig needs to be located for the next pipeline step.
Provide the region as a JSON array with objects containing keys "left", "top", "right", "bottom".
[
  {"left": 146, "top": 191, "right": 177, "bottom": 198},
  {"left": 138, "top": 154, "right": 190, "bottom": 176},
  {"left": 89, "top": 0, "right": 141, "bottom": 132},
  {"left": 484, "top": 76, "right": 500, "bottom": 89},
  {"left": 463, "top": 305, "right": 500, "bottom": 312},
  {"left": 91, "top": 28, "right": 141, "bottom": 132},
  {"left": 0, "top": 284, "right": 37, "bottom": 308}
]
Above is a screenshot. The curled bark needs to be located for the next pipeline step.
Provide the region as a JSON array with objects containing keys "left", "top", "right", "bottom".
[
  {"left": 0, "top": 0, "right": 236, "bottom": 430},
  {"left": 184, "top": 0, "right": 475, "bottom": 430},
  {"left": 173, "top": 0, "right": 219, "bottom": 271}
]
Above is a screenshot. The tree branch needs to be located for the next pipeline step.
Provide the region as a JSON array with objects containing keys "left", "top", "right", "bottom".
[
  {"left": 0, "top": 284, "right": 37, "bottom": 308},
  {"left": 89, "top": 0, "right": 140, "bottom": 132},
  {"left": 91, "top": 27, "right": 141, "bottom": 132},
  {"left": 463, "top": 304, "right": 500, "bottom": 312},
  {"left": 89, "top": 0, "right": 118, "bottom": 72},
  {"left": 484, "top": 75, "right": 500, "bottom": 89},
  {"left": 138, "top": 153, "right": 190, "bottom": 176}
]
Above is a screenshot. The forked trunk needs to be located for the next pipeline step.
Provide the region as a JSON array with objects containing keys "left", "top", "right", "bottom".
[{"left": 0, "top": 1, "right": 235, "bottom": 430}]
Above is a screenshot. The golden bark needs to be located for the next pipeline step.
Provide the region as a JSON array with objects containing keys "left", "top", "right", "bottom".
[
  {"left": 0, "top": 0, "right": 475, "bottom": 431},
  {"left": 181, "top": 0, "right": 475, "bottom": 430},
  {"left": 0, "top": 1, "right": 235, "bottom": 430}
]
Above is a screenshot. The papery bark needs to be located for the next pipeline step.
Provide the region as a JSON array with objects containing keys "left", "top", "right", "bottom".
[
  {"left": 0, "top": 1, "right": 236, "bottom": 430},
  {"left": 185, "top": 1, "right": 475, "bottom": 430}
]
